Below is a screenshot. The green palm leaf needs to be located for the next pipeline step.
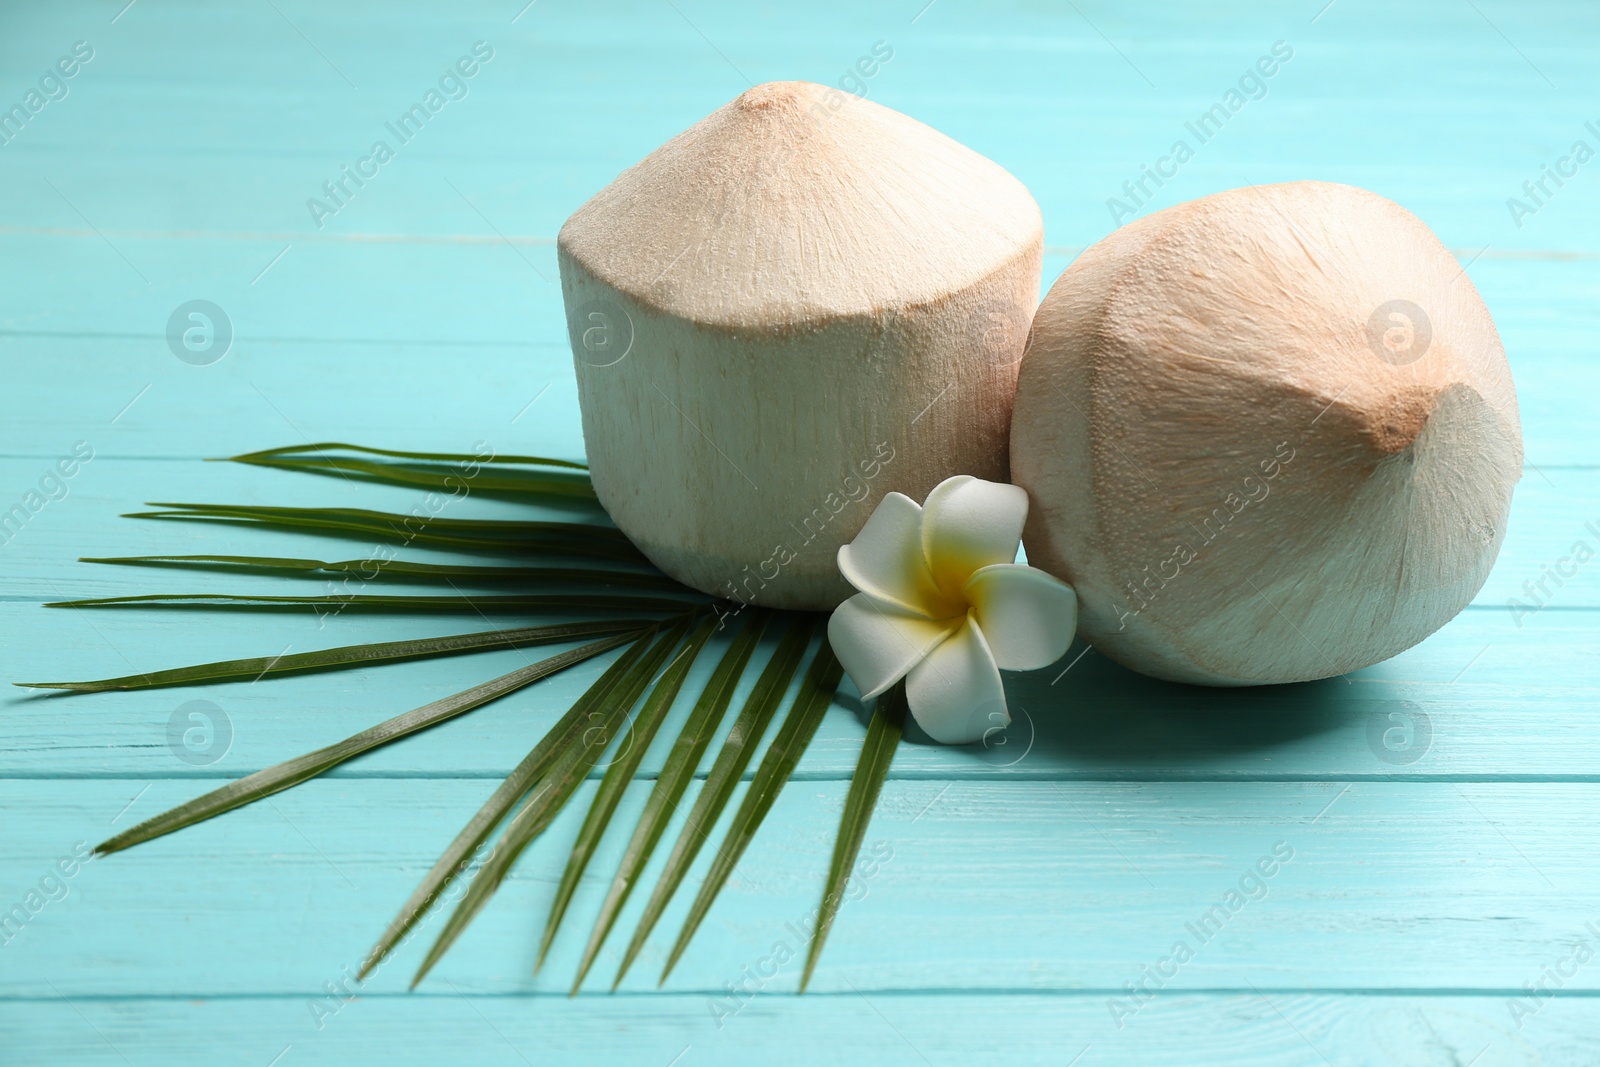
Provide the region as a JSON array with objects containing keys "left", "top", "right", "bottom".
[
  {"left": 552, "top": 609, "right": 771, "bottom": 988},
  {"left": 357, "top": 625, "right": 670, "bottom": 979},
  {"left": 94, "top": 628, "right": 649, "bottom": 856},
  {"left": 15, "top": 619, "right": 650, "bottom": 692},
  {"left": 409, "top": 623, "right": 691, "bottom": 988},
  {"left": 800, "top": 683, "right": 905, "bottom": 991},
  {"left": 44, "top": 592, "right": 696, "bottom": 614},
  {"left": 226, "top": 442, "right": 588, "bottom": 469},
  {"left": 535, "top": 615, "right": 722, "bottom": 973},
  {"left": 142, "top": 503, "right": 621, "bottom": 539},
  {"left": 603, "top": 613, "right": 812, "bottom": 990},
  {"left": 127, "top": 504, "right": 647, "bottom": 562},
  {"left": 659, "top": 640, "right": 843, "bottom": 982},
  {"left": 30, "top": 438, "right": 901, "bottom": 994},
  {"left": 226, "top": 454, "right": 596, "bottom": 499},
  {"left": 77, "top": 554, "right": 681, "bottom": 590}
]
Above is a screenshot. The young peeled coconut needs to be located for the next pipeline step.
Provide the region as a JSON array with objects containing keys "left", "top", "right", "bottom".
[
  {"left": 1010, "top": 181, "right": 1522, "bottom": 685},
  {"left": 558, "top": 81, "right": 1042, "bottom": 610}
]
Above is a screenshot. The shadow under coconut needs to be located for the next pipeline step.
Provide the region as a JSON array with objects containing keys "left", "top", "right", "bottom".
[{"left": 918, "top": 640, "right": 1366, "bottom": 774}]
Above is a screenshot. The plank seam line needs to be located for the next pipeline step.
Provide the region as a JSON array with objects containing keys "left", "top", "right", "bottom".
[{"left": 4, "top": 987, "right": 1599, "bottom": 1002}]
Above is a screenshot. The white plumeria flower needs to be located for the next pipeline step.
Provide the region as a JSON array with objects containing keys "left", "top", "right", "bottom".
[{"left": 826, "top": 475, "right": 1078, "bottom": 745}]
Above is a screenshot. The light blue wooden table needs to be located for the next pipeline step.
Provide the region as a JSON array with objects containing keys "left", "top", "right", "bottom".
[{"left": 4, "top": 1, "right": 1599, "bottom": 1063}]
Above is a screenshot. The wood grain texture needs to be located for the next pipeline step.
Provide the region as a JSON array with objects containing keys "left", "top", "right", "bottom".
[
  {"left": 6, "top": 778, "right": 1600, "bottom": 997},
  {"left": 8, "top": 994, "right": 1598, "bottom": 1067},
  {"left": 3, "top": 0, "right": 1597, "bottom": 1063}
]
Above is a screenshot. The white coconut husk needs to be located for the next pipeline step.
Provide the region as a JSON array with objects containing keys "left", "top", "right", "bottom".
[
  {"left": 559, "top": 81, "right": 1042, "bottom": 610},
  {"left": 1011, "top": 181, "right": 1522, "bottom": 685}
]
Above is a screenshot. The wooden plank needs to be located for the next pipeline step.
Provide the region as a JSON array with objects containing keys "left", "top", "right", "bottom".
[
  {"left": 2, "top": 256, "right": 1593, "bottom": 462},
  {"left": 2, "top": 778, "right": 1597, "bottom": 997},
  {"left": 3, "top": 992, "right": 1596, "bottom": 1067},
  {"left": 4, "top": 0, "right": 1599, "bottom": 1057},
  {"left": 2, "top": 457, "right": 1598, "bottom": 607},
  {"left": 0, "top": 452, "right": 1596, "bottom": 781},
  {"left": 0, "top": 777, "right": 1593, "bottom": 1004},
  {"left": 4, "top": 597, "right": 1600, "bottom": 780},
  {"left": 0, "top": 2, "right": 1595, "bottom": 248}
]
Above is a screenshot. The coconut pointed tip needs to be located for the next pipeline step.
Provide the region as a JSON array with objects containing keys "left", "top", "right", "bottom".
[
  {"left": 1367, "top": 382, "right": 1441, "bottom": 455},
  {"left": 733, "top": 80, "right": 822, "bottom": 113},
  {"left": 1315, "top": 380, "right": 1446, "bottom": 458}
]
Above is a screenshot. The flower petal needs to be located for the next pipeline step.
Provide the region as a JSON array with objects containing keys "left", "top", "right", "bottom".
[
  {"left": 966, "top": 564, "right": 1079, "bottom": 671},
  {"left": 905, "top": 617, "right": 1008, "bottom": 745},
  {"left": 836, "top": 492, "right": 952, "bottom": 616},
  {"left": 920, "top": 476, "right": 1029, "bottom": 598},
  {"left": 829, "top": 593, "right": 961, "bottom": 700}
]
